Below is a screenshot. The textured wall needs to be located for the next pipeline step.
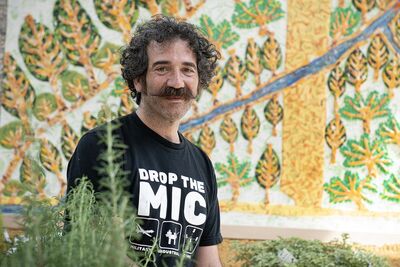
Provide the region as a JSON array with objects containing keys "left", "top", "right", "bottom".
[{"left": 1, "top": 0, "right": 400, "bottom": 248}]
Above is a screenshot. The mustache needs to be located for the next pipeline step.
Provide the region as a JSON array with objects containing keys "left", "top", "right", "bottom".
[{"left": 149, "top": 87, "right": 196, "bottom": 100}]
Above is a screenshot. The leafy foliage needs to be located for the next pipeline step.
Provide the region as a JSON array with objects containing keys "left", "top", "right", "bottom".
[
  {"left": 206, "top": 65, "right": 224, "bottom": 105},
  {"left": 264, "top": 95, "right": 283, "bottom": 136},
  {"left": 19, "top": 15, "right": 67, "bottom": 81},
  {"left": 32, "top": 93, "right": 58, "bottom": 121},
  {"left": 60, "top": 70, "right": 90, "bottom": 102},
  {"left": 215, "top": 153, "right": 253, "bottom": 205},
  {"left": 324, "top": 171, "right": 377, "bottom": 210},
  {"left": 382, "top": 58, "right": 400, "bottom": 98},
  {"left": 19, "top": 156, "right": 46, "bottom": 197},
  {"left": 232, "top": 0, "right": 285, "bottom": 35},
  {"left": 261, "top": 36, "right": 282, "bottom": 76},
  {"left": 94, "top": 0, "right": 138, "bottom": 42},
  {"left": 61, "top": 123, "right": 79, "bottom": 160},
  {"left": 330, "top": 7, "right": 361, "bottom": 41},
  {"left": 198, "top": 124, "right": 216, "bottom": 156},
  {"left": 376, "top": 115, "right": 400, "bottom": 145},
  {"left": 234, "top": 235, "right": 389, "bottom": 267},
  {"left": 245, "top": 38, "right": 263, "bottom": 85},
  {"left": 340, "top": 91, "right": 390, "bottom": 134},
  {"left": 255, "top": 144, "right": 280, "bottom": 206},
  {"left": 381, "top": 174, "right": 400, "bottom": 203},
  {"left": 340, "top": 134, "right": 392, "bottom": 177},
  {"left": 0, "top": 121, "right": 26, "bottom": 149},
  {"left": 53, "top": 0, "right": 101, "bottom": 66},
  {"left": 225, "top": 51, "right": 247, "bottom": 97},
  {"left": 367, "top": 34, "right": 389, "bottom": 80},
  {"left": 325, "top": 116, "right": 347, "bottom": 164},
  {"left": 91, "top": 42, "right": 121, "bottom": 70},
  {"left": 199, "top": 15, "right": 239, "bottom": 51},
  {"left": 1, "top": 53, "right": 36, "bottom": 120},
  {"left": 345, "top": 48, "right": 368, "bottom": 92},
  {"left": 219, "top": 115, "right": 238, "bottom": 153},
  {"left": 241, "top": 106, "right": 261, "bottom": 154},
  {"left": 352, "top": 0, "right": 376, "bottom": 21}
]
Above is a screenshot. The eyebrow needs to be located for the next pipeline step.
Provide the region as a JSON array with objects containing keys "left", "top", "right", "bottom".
[{"left": 151, "top": 61, "right": 197, "bottom": 69}]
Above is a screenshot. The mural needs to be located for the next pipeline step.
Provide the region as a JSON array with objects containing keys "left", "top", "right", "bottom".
[{"left": 1, "top": 0, "right": 400, "bottom": 240}]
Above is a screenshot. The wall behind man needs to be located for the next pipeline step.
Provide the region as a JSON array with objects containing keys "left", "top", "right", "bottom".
[{"left": 0, "top": 0, "right": 400, "bottom": 257}]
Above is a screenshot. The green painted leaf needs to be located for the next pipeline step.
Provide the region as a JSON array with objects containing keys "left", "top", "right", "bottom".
[
  {"left": 61, "top": 123, "right": 79, "bottom": 160},
  {"left": 40, "top": 139, "right": 63, "bottom": 173},
  {"left": 381, "top": 174, "right": 400, "bottom": 203},
  {"left": 340, "top": 134, "right": 392, "bottom": 177},
  {"left": 20, "top": 156, "right": 46, "bottom": 194},
  {"left": 19, "top": 15, "right": 67, "bottom": 81},
  {"left": 33, "top": 93, "right": 57, "bottom": 121},
  {"left": 199, "top": 15, "right": 239, "bottom": 50},
  {"left": 329, "top": 7, "right": 361, "bottom": 38},
  {"left": 91, "top": 42, "right": 121, "bottom": 69},
  {"left": 376, "top": 115, "right": 400, "bottom": 145},
  {"left": 60, "top": 70, "right": 90, "bottom": 102},
  {"left": 54, "top": 0, "right": 101, "bottom": 66},
  {"left": 255, "top": 144, "right": 280, "bottom": 190},
  {"left": 1, "top": 53, "right": 36, "bottom": 118},
  {"left": 3, "top": 180, "right": 26, "bottom": 197},
  {"left": 324, "top": 171, "right": 377, "bottom": 209},
  {"left": 232, "top": 0, "right": 284, "bottom": 30},
  {"left": 94, "top": 0, "right": 139, "bottom": 32},
  {"left": 0, "top": 121, "right": 25, "bottom": 149}
]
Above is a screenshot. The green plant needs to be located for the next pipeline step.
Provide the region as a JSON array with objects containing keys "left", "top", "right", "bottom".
[{"left": 233, "top": 235, "right": 389, "bottom": 267}]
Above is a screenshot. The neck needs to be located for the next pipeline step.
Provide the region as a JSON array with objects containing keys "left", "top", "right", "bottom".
[{"left": 136, "top": 108, "right": 181, "bottom": 143}]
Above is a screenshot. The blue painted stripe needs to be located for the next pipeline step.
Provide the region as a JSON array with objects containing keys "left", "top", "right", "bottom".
[{"left": 180, "top": 7, "right": 399, "bottom": 132}]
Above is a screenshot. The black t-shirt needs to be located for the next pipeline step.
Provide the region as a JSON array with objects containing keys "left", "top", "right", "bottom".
[{"left": 67, "top": 112, "right": 222, "bottom": 266}]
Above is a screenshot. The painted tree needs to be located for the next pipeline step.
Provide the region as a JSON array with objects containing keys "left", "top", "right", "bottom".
[
  {"left": 60, "top": 71, "right": 90, "bottom": 102},
  {"left": 345, "top": 48, "right": 368, "bottom": 93},
  {"left": 198, "top": 124, "right": 216, "bottom": 156},
  {"left": 263, "top": 94, "right": 283, "bottom": 136},
  {"left": 232, "top": 0, "right": 285, "bottom": 36},
  {"left": 376, "top": 0, "right": 393, "bottom": 10},
  {"left": 328, "top": 64, "right": 346, "bottom": 114},
  {"left": 340, "top": 91, "right": 390, "bottom": 134},
  {"left": 40, "top": 139, "right": 66, "bottom": 196},
  {"left": 325, "top": 115, "right": 347, "bottom": 164},
  {"left": 381, "top": 174, "right": 400, "bottom": 203},
  {"left": 206, "top": 65, "right": 224, "bottom": 105},
  {"left": 225, "top": 50, "right": 247, "bottom": 97},
  {"left": 352, "top": 0, "right": 376, "bottom": 23},
  {"left": 215, "top": 153, "right": 253, "bottom": 206},
  {"left": 241, "top": 106, "right": 261, "bottom": 154},
  {"left": 340, "top": 134, "right": 392, "bottom": 177},
  {"left": 220, "top": 115, "right": 239, "bottom": 153},
  {"left": 20, "top": 156, "right": 47, "bottom": 199},
  {"left": 376, "top": 115, "right": 400, "bottom": 145},
  {"left": 61, "top": 122, "right": 79, "bottom": 160},
  {"left": 382, "top": 58, "right": 400, "bottom": 99},
  {"left": 32, "top": 93, "right": 58, "bottom": 121},
  {"left": 54, "top": 0, "right": 102, "bottom": 90},
  {"left": 330, "top": 7, "right": 361, "bottom": 43},
  {"left": 199, "top": 15, "right": 239, "bottom": 53},
  {"left": 262, "top": 35, "right": 282, "bottom": 76},
  {"left": 245, "top": 38, "right": 263, "bottom": 86},
  {"left": 94, "top": 0, "right": 139, "bottom": 43},
  {"left": 255, "top": 144, "right": 280, "bottom": 206},
  {"left": 324, "top": 171, "right": 377, "bottom": 210},
  {"left": 367, "top": 34, "right": 389, "bottom": 81},
  {"left": 19, "top": 15, "right": 67, "bottom": 110}
]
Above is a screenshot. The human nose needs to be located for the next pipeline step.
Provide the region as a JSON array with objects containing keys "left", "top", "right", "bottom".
[{"left": 167, "top": 69, "right": 185, "bottom": 88}]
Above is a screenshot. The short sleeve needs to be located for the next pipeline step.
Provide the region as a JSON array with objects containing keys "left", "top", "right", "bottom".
[{"left": 199, "top": 165, "right": 223, "bottom": 246}]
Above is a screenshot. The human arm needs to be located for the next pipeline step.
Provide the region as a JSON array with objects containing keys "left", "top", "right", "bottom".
[{"left": 196, "top": 245, "right": 222, "bottom": 267}]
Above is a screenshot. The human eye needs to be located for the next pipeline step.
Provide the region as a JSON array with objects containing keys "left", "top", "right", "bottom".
[
  {"left": 154, "top": 66, "right": 168, "bottom": 73},
  {"left": 182, "top": 67, "right": 197, "bottom": 75}
]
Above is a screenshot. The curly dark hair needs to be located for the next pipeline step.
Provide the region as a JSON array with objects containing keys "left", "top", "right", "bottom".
[{"left": 120, "top": 15, "right": 220, "bottom": 105}]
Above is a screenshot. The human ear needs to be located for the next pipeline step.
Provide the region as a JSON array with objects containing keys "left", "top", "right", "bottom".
[{"left": 134, "top": 77, "right": 144, "bottom": 93}]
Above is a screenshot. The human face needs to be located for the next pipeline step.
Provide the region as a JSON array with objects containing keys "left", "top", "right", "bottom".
[{"left": 134, "top": 39, "right": 199, "bottom": 124}]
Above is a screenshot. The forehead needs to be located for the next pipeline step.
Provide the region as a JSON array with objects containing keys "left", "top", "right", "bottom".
[{"left": 146, "top": 39, "right": 197, "bottom": 65}]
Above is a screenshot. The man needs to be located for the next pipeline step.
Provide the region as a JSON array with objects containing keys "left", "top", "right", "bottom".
[{"left": 67, "top": 15, "right": 222, "bottom": 266}]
